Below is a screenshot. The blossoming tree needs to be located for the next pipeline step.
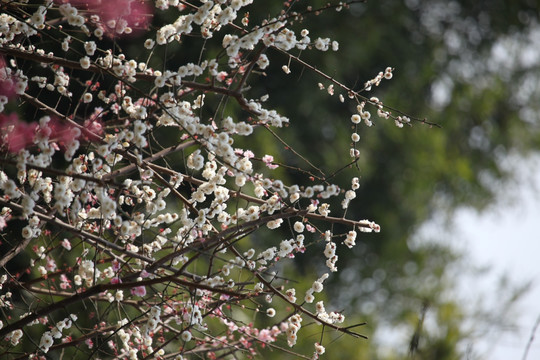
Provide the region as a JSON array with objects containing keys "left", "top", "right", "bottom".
[{"left": 0, "top": 0, "right": 433, "bottom": 358}]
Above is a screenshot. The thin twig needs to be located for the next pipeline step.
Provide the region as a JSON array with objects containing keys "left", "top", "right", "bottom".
[{"left": 522, "top": 313, "right": 540, "bottom": 360}]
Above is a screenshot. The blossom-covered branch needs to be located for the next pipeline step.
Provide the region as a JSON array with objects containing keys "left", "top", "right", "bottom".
[{"left": 0, "top": 1, "right": 426, "bottom": 359}]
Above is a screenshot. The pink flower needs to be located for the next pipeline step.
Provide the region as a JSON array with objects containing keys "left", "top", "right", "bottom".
[
  {"left": 112, "top": 259, "right": 121, "bottom": 271},
  {"left": 61, "top": 238, "right": 72, "bottom": 250},
  {"left": 60, "top": 0, "right": 153, "bottom": 37},
  {"left": 216, "top": 71, "right": 228, "bottom": 82},
  {"left": 131, "top": 285, "right": 146, "bottom": 297},
  {"left": 258, "top": 329, "right": 276, "bottom": 343},
  {"left": 45, "top": 257, "right": 57, "bottom": 272},
  {"left": 36, "top": 117, "right": 82, "bottom": 151},
  {"left": 0, "top": 113, "right": 37, "bottom": 153},
  {"left": 262, "top": 154, "right": 279, "bottom": 169},
  {"left": 85, "top": 118, "right": 103, "bottom": 140},
  {"left": 101, "top": 0, "right": 152, "bottom": 29},
  {"left": 60, "top": 274, "right": 72, "bottom": 289}
]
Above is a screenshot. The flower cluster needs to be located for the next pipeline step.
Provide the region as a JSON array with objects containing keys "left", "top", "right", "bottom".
[
  {"left": 0, "top": 1, "right": 416, "bottom": 359},
  {"left": 305, "top": 273, "right": 330, "bottom": 303},
  {"left": 38, "top": 315, "right": 77, "bottom": 353},
  {"left": 286, "top": 314, "right": 303, "bottom": 347}
]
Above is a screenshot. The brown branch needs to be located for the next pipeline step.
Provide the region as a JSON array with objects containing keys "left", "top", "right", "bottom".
[
  {"left": 0, "top": 198, "right": 155, "bottom": 265},
  {"left": 140, "top": 161, "right": 378, "bottom": 230},
  {"left": 0, "top": 45, "right": 258, "bottom": 115},
  {"left": 0, "top": 231, "right": 33, "bottom": 268},
  {"left": 225, "top": 245, "right": 368, "bottom": 340},
  {"left": 262, "top": 123, "right": 326, "bottom": 179},
  {"left": 279, "top": 50, "right": 441, "bottom": 128},
  {"left": 20, "top": 93, "right": 104, "bottom": 141},
  {"left": 0, "top": 158, "right": 110, "bottom": 187},
  {"left": 101, "top": 140, "right": 196, "bottom": 181},
  {"left": 0, "top": 268, "right": 250, "bottom": 338},
  {"left": 255, "top": 270, "right": 368, "bottom": 340}
]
